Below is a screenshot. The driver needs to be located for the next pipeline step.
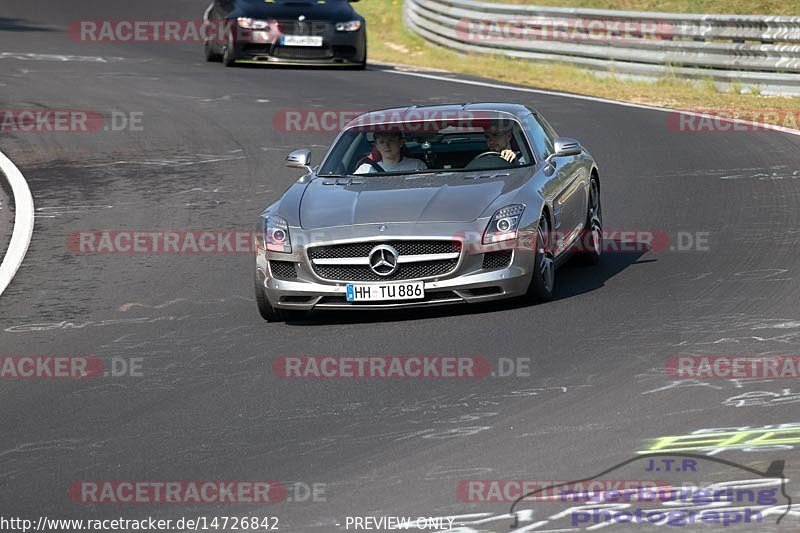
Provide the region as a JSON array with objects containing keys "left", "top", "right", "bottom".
[
  {"left": 483, "top": 121, "right": 525, "bottom": 164},
  {"left": 354, "top": 130, "right": 428, "bottom": 174}
]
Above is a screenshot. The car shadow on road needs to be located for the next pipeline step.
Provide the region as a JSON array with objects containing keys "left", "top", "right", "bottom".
[
  {"left": 552, "top": 247, "right": 654, "bottom": 301},
  {"left": 286, "top": 239, "right": 653, "bottom": 326},
  {"left": 0, "top": 18, "right": 55, "bottom": 32},
  {"left": 235, "top": 63, "right": 364, "bottom": 71}
]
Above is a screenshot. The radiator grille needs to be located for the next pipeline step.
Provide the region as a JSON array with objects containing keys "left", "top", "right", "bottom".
[{"left": 308, "top": 240, "right": 461, "bottom": 282}]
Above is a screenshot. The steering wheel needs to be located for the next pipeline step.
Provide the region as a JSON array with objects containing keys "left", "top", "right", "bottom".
[
  {"left": 356, "top": 157, "right": 385, "bottom": 173},
  {"left": 465, "top": 151, "right": 513, "bottom": 170},
  {"left": 473, "top": 151, "right": 503, "bottom": 160}
]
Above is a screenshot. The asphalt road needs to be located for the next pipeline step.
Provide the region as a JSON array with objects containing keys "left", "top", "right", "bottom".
[{"left": 2, "top": 1, "right": 800, "bottom": 531}]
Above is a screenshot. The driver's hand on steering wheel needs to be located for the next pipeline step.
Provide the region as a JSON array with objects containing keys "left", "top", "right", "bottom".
[{"left": 500, "top": 149, "right": 517, "bottom": 163}]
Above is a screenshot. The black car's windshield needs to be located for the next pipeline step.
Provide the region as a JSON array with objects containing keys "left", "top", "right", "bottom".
[{"left": 318, "top": 113, "right": 534, "bottom": 176}]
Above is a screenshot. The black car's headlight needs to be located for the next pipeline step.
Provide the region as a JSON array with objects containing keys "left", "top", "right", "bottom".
[
  {"left": 335, "top": 20, "right": 362, "bottom": 32},
  {"left": 237, "top": 17, "right": 270, "bottom": 30},
  {"left": 264, "top": 216, "right": 291, "bottom": 253},
  {"left": 483, "top": 204, "right": 525, "bottom": 245}
]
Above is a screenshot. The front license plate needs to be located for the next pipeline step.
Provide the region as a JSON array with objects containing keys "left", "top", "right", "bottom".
[
  {"left": 280, "top": 35, "right": 323, "bottom": 47},
  {"left": 346, "top": 282, "right": 424, "bottom": 302}
]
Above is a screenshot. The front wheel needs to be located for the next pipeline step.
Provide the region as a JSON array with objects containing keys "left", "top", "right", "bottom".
[
  {"left": 204, "top": 40, "right": 222, "bottom": 62},
  {"left": 576, "top": 178, "right": 602, "bottom": 266},
  {"left": 222, "top": 36, "right": 237, "bottom": 67},
  {"left": 524, "top": 215, "right": 555, "bottom": 302}
]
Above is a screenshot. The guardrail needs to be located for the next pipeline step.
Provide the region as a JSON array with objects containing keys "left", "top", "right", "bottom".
[{"left": 404, "top": 0, "right": 800, "bottom": 96}]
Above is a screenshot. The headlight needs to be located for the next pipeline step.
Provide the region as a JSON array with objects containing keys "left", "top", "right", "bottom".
[
  {"left": 237, "top": 17, "right": 269, "bottom": 30},
  {"left": 335, "top": 20, "right": 362, "bottom": 32},
  {"left": 483, "top": 204, "right": 525, "bottom": 245},
  {"left": 264, "top": 216, "right": 291, "bottom": 253}
]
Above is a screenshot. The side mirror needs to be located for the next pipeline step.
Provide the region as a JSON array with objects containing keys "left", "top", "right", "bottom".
[
  {"left": 545, "top": 137, "right": 582, "bottom": 167},
  {"left": 286, "top": 148, "right": 312, "bottom": 172},
  {"left": 553, "top": 137, "right": 582, "bottom": 157}
]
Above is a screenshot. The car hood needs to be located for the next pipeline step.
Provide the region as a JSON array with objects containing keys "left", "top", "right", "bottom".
[
  {"left": 233, "top": 0, "right": 358, "bottom": 21},
  {"left": 298, "top": 170, "right": 529, "bottom": 230}
]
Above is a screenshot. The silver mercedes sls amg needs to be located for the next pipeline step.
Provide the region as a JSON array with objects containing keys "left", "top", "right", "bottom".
[{"left": 254, "top": 103, "right": 602, "bottom": 321}]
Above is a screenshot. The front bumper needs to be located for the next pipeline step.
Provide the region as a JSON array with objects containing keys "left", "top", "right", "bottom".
[
  {"left": 231, "top": 26, "right": 365, "bottom": 65},
  {"left": 255, "top": 223, "right": 536, "bottom": 311}
]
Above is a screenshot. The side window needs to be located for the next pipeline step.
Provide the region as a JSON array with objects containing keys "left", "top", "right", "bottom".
[
  {"left": 535, "top": 113, "right": 558, "bottom": 148},
  {"left": 523, "top": 113, "right": 554, "bottom": 162}
]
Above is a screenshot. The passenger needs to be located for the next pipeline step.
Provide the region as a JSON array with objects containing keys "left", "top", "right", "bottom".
[{"left": 354, "top": 130, "right": 427, "bottom": 174}]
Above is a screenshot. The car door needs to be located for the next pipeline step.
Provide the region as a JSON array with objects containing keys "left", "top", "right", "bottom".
[
  {"left": 524, "top": 113, "right": 587, "bottom": 256},
  {"left": 551, "top": 152, "right": 588, "bottom": 255}
]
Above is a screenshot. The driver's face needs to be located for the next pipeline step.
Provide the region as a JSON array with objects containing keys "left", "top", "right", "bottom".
[
  {"left": 485, "top": 130, "right": 511, "bottom": 152},
  {"left": 374, "top": 134, "right": 404, "bottom": 159}
]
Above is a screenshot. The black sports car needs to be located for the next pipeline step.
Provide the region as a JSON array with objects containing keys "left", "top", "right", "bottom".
[{"left": 203, "top": 0, "right": 366, "bottom": 68}]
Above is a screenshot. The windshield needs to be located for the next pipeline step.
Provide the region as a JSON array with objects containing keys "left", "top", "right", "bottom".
[{"left": 318, "top": 113, "right": 534, "bottom": 176}]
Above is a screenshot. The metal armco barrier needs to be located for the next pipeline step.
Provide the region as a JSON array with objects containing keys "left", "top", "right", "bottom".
[{"left": 404, "top": 0, "right": 800, "bottom": 95}]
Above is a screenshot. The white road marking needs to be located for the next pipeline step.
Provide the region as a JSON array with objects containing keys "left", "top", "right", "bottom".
[
  {"left": 0, "top": 150, "right": 34, "bottom": 297},
  {"left": 0, "top": 52, "right": 130, "bottom": 63},
  {"left": 83, "top": 155, "right": 246, "bottom": 168},
  {"left": 383, "top": 69, "right": 800, "bottom": 138}
]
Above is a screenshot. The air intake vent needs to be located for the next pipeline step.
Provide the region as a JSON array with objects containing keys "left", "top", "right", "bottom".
[
  {"left": 270, "top": 261, "right": 297, "bottom": 279},
  {"left": 482, "top": 251, "right": 512, "bottom": 271}
]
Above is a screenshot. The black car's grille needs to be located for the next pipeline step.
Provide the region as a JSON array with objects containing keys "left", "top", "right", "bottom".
[
  {"left": 332, "top": 45, "right": 358, "bottom": 59},
  {"left": 482, "top": 251, "right": 513, "bottom": 271},
  {"left": 272, "top": 46, "right": 333, "bottom": 60},
  {"left": 308, "top": 240, "right": 462, "bottom": 282},
  {"left": 308, "top": 241, "right": 460, "bottom": 260},
  {"left": 277, "top": 20, "right": 331, "bottom": 36},
  {"left": 270, "top": 261, "right": 297, "bottom": 279}
]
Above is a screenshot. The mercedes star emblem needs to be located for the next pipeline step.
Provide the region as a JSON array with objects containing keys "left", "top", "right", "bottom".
[{"left": 368, "top": 245, "right": 399, "bottom": 277}]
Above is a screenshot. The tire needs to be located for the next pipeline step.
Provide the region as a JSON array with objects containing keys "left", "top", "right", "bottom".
[
  {"left": 524, "top": 215, "right": 556, "bottom": 302},
  {"left": 254, "top": 269, "right": 302, "bottom": 322},
  {"left": 222, "top": 36, "right": 237, "bottom": 67},
  {"left": 576, "top": 178, "right": 602, "bottom": 266},
  {"left": 204, "top": 40, "right": 223, "bottom": 62},
  {"left": 353, "top": 42, "right": 367, "bottom": 70}
]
